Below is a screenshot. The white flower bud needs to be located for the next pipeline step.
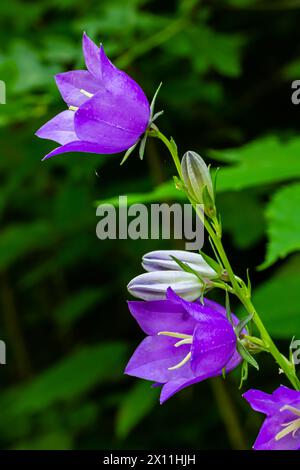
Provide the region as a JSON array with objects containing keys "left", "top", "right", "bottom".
[
  {"left": 181, "top": 151, "right": 214, "bottom": 205},
  {"left": 142, "top": 250, "right": 216, "bottom": 279},
  {"left": 127, "top": 270, "right": 204, "bottom": 301}
]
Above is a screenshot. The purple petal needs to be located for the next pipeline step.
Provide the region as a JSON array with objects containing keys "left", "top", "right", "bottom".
[
  {"left": 190, "top": 319, "right": 236, "bottom": 376},
  {"left": 273, "top": 385, "right": 300, "bottom": 405},
  {"left": 36, "top": 111, "right": 78, "bottom": 145},
  {"left": 225, "top": 349, "right": 242, "bottom": 370},
  {"left": 253, "top": 415, "right": 300, "bottom": 450},
  {"left": 74, "top": 87, "right": 149, "bottom": 142},
  {"left": 243, "top": 389, "right": 280, "bottom": 416},
  {"left": 55, "top": 70, "right": 101, "bottom": 107},
  {"left": 127, "top": 299, "right": 196, "bottom": 336},
  {"left": 125, "top": 335, "right": 194, "bottom": 384},
  {"left": 159, "top": 373, "right": 214, "bottom": 404},
  {"left": 41, "top": 139, "right": 130, "bottom": 161},
  {"left": 82, "top": 32, "right": 101, "bottom": 79},
  {"left": 99, "top": 44, "right": 117, "bottom": 82}
]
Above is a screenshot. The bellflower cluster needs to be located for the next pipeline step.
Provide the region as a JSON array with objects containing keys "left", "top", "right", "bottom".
[{"left": 36, "top": 33, "right": 300, "bottom": 451}]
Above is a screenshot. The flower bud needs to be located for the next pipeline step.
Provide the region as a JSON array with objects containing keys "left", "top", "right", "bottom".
[
  {"left": 142, "top": 250, "right": 216, "bottom": 279},
  {"left": 127, "top": 270, "right": 204, "bottom": 301},
  {"left": 181, "top": 151, "right": 214, "bottom": 206}
]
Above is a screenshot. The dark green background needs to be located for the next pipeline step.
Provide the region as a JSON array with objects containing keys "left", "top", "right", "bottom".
[{"left": 0, "top": 0, "right": 300, "bottom": 450}]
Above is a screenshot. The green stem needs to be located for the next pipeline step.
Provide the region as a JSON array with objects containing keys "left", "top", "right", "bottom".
[{"left": 153, "top": 130, "right": 300, "bottom": 391}]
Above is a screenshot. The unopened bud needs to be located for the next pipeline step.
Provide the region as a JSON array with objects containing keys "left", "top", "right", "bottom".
[{"left": 181, "top": 151, "right": 215, "bottom": 209}]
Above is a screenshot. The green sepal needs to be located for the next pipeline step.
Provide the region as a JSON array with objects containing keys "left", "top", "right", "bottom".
[
  {"left": 173, "top": 176, "right": 185, "bottom": 191},
  {"left": 170, "top": 255, "right": 203, "bottom": 282},
  {"left": 150, "top": 82, "right": 163, "bottom": 117},
  {"left": 246, "top": 268, "right": 252, "bottom": 296},
  {"left": 237, "top": 340, "right": 259, "bottom": 371},
  {"left": 202, "top": 185, "right": 216, "bottom": 218},
  {"left": 120, "top": 141, "right": 139, "bottom": 165},
  {"left": 235, "top": 313, "right": 253, "bottom": 338},
  {"left": 139, "top": 134, "right": 147, "bottom": 160},
  {"left": 170, "top": 137, "right": 178, "bottom": 155},
  {"left": 199, "top": 250, "right": 222, "bottom": 276},
  {"left": 225, "top": 291, "right": 234, "bottom": 326},
  {"left": 239, "top": 360, "right": 249, "bottom": 389}
]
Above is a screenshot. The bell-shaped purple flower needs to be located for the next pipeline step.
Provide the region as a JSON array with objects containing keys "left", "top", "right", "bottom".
[
  {"left": 36, "top": 33, "right": 150, "bottom": 160},
  {"left": 125, "top": 288, "right": 241, "bottom": 403},
  {"left": 243, "top": 386, "right": 300, "bottom": 450}
]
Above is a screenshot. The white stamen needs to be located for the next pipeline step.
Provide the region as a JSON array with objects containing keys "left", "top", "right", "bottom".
[
  {"left": 157, "top": 331, "right": 193, "bottom": 371},
  {"left": 174, "top": 338, "right": 193, "bottom": 347},
  {"left": 80, "top": 89, "right": 94, "bottom": 98},
  {"left": 168, "top": 352, "right": 191, "bottom": 371},
  {"left": 280, "top": 405, "right": 300, "bottom": 417},
  {"left": 275, "top": 405, "right": 300, "bottom": 441},
  {"left": 69, "top": 105, "right": 79, "bottom": 111},
  {"left": 157, "top": 331, "right": 191, "bottom": 340}
]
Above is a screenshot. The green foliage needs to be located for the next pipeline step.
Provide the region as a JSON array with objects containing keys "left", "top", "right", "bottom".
[
  {"left": 0, "top": 0, "right": 300, "bottom": 452},
  {"left": 116, "top": 381, "right": 159, "bottom": 438},
  {"left": 0, "top": 342, "right": 127, "bottom": 420},
  {"left": 261, "top": 183, "right": 300, "bottom": 267},
  {"left": 238, "top": 256, "right": 300, "bottom": 338}
]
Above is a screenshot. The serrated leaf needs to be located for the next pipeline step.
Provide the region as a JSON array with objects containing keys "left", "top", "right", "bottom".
[{"left": 260, "top": 183, "right": 300, "bottom": 269}]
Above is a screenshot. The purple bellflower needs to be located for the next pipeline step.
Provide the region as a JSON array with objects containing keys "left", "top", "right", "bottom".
[
  {"left": 36, "top": 33, "right": 150, "bottom": 160},
  {"left": 243, "top": 386, "right": 300, "bottom": 450},
  {"left": 125, "top": 287, "right": 242, "bottom": 403}
]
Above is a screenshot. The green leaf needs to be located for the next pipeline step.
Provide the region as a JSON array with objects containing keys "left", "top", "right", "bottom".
[
  {"left": 0, "top": 222, "right": 54, "bottom": 270},
  {"left": 116, "top": 381, "right": 159, "bottom": 439},
  {"left": 210, "top": 136, "right": 300, "bottom": 191},
  {"left": 0, "top": 342, "right": 128, "bottom": 422},
  {"left": 95, "top": 180, "right": 186, "bottom": 207},
  {"left": 97, "top": 136, "right": 300, "bottom": 214},
  {"left": 54, "top": 287, "right": 109, "bottom": 328},
  {"left": 260, "top": 183, "right": 300, "bottom": 269},
  {"left": 218, "top": 191, "right": 265, "bottom": 249},
  {"left": 15, "top": 431, "right": 72, "bottom": 450}
]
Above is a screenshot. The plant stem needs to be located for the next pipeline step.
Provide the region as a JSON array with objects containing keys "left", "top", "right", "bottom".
[{"left": 152, "top": 129, "right": 300, "bottom": 390}]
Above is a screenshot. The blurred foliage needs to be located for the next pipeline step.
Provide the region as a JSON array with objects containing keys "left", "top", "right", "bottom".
[{"left": 1, "top": 0, "right": 300, "bottom": 451}]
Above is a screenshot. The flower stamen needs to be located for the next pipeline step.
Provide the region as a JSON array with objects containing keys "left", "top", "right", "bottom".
[
  {"left": 80, "top": 89, "right": 94, "bottom": 98},
  {"left": 174, "top": 338, "right": 193, "bottom": 347},
  {"left": 69, "top": 105, "right": 79, "bottom": 111},
  {"left": 157, "top": 331, "right": 193, "bottom": 371},
  {"left": 157, "top": 331, "right": 191, "bottom": 340},
  {"left": 168, "top": 352, "right": 191, "bottom": 371},
  {"left": 275, "top": 405, "right": 300, "bottom": 441}
]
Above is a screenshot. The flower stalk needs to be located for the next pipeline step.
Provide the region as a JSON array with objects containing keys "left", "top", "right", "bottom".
[{"left": 150, "top": 128, "right": 300, "bottom": 391}]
